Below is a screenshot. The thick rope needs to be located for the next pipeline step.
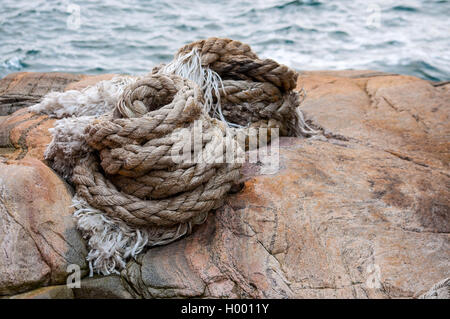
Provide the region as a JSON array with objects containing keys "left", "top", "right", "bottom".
[
  {"left": 157, "top": 37, "right": 315, "bottom": 135},
  {"left": 176, "top": 37, "right": 298, "bottom": 91},
  {"left": 72, "top": 74, "right": 242, "bottom": 228},
  {"left": 32, "top": 38, "right": 315, "bottom": 275}
]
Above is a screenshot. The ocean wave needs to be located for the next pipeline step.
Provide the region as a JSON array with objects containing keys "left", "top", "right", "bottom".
[
  {"left": 392, "top": 5, "right": 419, "bottom": 12},
  {"left": 1, "top": 56, "right": 26, "bottom": 73},
  {"left": 0, "top": 0, "right": 448, "bottom": 81}
]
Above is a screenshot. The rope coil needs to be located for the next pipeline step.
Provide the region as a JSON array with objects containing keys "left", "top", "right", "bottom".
[
  {"left": 72, "top": 74, "right": 242, "bottom": 227},
  {"left": 32, "top": 37, "right": 314, "bottom": 275}
]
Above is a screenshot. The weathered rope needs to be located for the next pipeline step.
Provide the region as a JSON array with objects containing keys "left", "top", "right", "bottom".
[
  {"left": 156, "top": 37, "right": 315, "bottom": 135},
  {"left": 72, "top": 75, "right": 240, "bottom": 226},
  {"left": 31, "top": 37, "right": 315, "bottom": 275},
  {"left": 176, "top": 37, "right": 298, "bottom": 91},
  {"left": 72, "top": 74, "right": 242, "bottom": 230}
]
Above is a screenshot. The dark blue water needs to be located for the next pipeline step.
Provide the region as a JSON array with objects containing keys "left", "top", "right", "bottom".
[{"left": 1, "top": 0, "right": 449, "bottom": 81}]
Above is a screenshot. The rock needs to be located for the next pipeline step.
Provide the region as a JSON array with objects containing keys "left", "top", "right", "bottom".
[
  {"left": 0, "top": 72, "right": 118, "bottom": 161},
  {"left": 64, "top": 74, "right": 118, "bottom": 91},
  {"left": 0, "top": 109, "right": 55, "bottom": 161},
  {"left": 298, "top": 71, "right": 450, "bottom": 171},
  {"left": 0, "top": 72, "right": 83, "bottom": 116},
  {"left": 122, "top": 71, "right": 449, "bottom": 299},
  {"left": 122, "top": 137, "right": 449, "bottom": 299},
  {"left": 72, "top": 276, "right": 135, "bottom": 299},
  {"left": 0, "top": 70, "right": 448, "bottom": 298},
  {"left": 418, "top": 277, "right": 450, "bottom": 299},
  {"left": 0, "top": 157, "right": 87, "bottom": 296},
  {"left": 0, "top": 72, "right": 120, "bottom": 297},
  {"left": 7, "top": 285, "right": 74, "bottom": 299},
  {"left": 6, "top": 275, "right": 133, "bottom": 299}
]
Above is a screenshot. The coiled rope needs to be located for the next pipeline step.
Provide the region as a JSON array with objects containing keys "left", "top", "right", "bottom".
[
  {"left": 73, "top": 74, "right": 242, "bottom": 228},
  {"left": 31, "top": 37, "right": 315, "bottom": 275}
]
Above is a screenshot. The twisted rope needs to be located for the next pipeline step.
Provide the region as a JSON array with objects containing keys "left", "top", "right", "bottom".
[
  {"left": 38, "top": 38, "right": 314, "bottom": 274},
  {"left": 72, "top": 74, "right": 241, "bottom": 228},
  {"left": 177, "top": 37, "right": 298, "bottom": 91}
]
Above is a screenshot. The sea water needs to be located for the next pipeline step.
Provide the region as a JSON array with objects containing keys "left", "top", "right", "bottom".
[{"left": 0, "top": 0, "right": 449, "bottom": 81}]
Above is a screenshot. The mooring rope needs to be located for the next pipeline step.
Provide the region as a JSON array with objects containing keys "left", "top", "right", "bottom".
[{"left": 30, "top": 37, "right": 315, "bottom": 275}]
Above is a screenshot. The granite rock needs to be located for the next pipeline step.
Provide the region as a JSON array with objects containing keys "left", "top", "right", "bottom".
[{"left": 0, "top": 70, "right": 448, "bottom": 298}]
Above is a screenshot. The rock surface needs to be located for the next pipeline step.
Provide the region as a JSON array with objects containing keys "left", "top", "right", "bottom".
[
  {"left": 418, "top": 277, "right": 450, "bottom": 299},
  {"left": 122, "top": 137, "right": 449, "bottom": 298},
  {"left": 0, "top": 73, "right": 118, "bottom": 161},
  {"left": 5, "top": 275, "right": 133, "bottom": 299},
  {"left": 0, "top": 72, "right": 83, "bottom": 116},
  {"left": 298, "top": 71, "right": 450, "bottom": 171},
  {"left": 0, "top": 71, "right": 448, "bottom": 298},
  {"left": 0, "top": 158, "right": 87, "bottom": 295},
  {"left": 7, "top": 285, "right": 75, "bottom": 299}
]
